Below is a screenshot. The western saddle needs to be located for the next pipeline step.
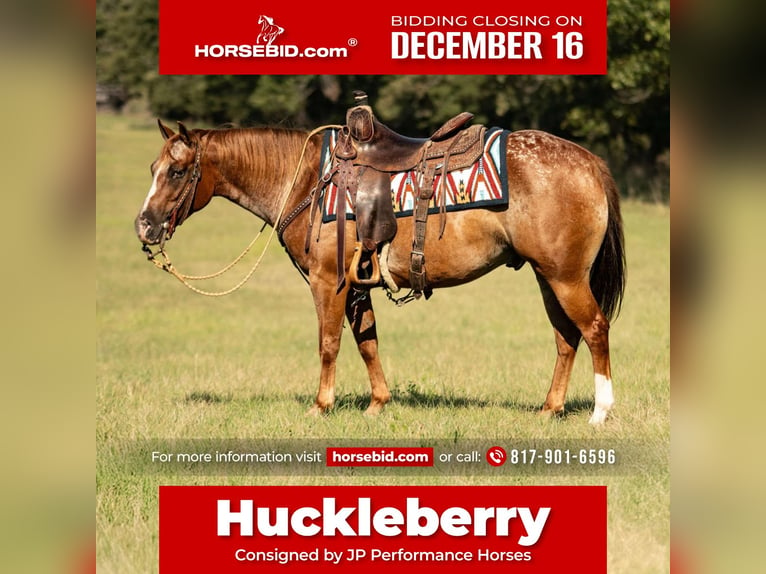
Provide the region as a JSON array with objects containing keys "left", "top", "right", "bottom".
[{"left": 312, "top": 91, "right": 485, "bottom": 298}]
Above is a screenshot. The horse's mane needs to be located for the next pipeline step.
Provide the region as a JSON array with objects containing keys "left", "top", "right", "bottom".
[
  {"left": 204, "top": 125, "right": 306, "bottom": 148},
  {"left": 200, "top": 126, "right": 312, "bottom": 188}
]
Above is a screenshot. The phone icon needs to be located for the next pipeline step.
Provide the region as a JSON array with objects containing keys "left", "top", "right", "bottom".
[{"left": 486, "top": 446, "right": 507, "bottom": 467}]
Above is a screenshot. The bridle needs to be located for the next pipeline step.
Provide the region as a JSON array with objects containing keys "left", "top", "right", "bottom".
[
  {"left": 141, "top": 124, "right": 341, "bottom": 297},
  {"left": 162, "top": 140, "right": 204, "bottom": 245},
  {"left": 141, "top": 138, "right": 204, "bottom": 265}
]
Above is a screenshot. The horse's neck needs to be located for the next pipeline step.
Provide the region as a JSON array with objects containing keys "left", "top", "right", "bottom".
[{"left": 210, "top": 129, "right": 309, "bottom": 226}]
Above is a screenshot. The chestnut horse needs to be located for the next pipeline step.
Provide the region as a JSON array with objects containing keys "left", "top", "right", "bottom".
[{"left": 135, "top": 120, "right": 625, "bottom": 425}]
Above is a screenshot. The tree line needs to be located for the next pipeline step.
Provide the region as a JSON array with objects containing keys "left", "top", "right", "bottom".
[{"left": 97, "top": 0, "right": 669, "bottom": 200}]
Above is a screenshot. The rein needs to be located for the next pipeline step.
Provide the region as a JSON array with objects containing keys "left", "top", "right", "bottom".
[{"left": 142, "top": 124, "right": 341, "bottom": 296}]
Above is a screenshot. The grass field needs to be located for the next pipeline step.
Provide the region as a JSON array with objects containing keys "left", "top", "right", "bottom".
[{"left": 97, "top": 113, "right": 670, "bottom": 573}]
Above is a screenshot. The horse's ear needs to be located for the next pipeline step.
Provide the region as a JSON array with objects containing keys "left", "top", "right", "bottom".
[
  {"left": 157, "top": 119, "right": 175, "bottom": 141},
  {"left": 177, "top": 121, "right": 193, "bottom": 146}
]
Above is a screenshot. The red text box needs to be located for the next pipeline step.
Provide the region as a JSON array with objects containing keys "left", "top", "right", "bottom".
[
  {"left": 159, "top": 0, "right": 607, "bottom": 75},
  {"left": 159, "top": 485, "right": 606, "bottom": 572}
]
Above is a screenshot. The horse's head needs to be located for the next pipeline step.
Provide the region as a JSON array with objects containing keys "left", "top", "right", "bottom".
[{"left": 135, "top": 120, "right": 215, "bottom": 246}]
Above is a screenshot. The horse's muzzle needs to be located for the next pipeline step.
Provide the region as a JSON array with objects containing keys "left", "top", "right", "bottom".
[{"left": 134, "top": 213, "right": 164, "bottom": 245}]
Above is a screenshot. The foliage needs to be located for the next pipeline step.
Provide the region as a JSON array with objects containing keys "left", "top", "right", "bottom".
[
  {"left": 96, "top": 0, "right": 158, "bottom": 101},
  {"left": 96, "top": 0, "right": 669, "bottom": 199}
]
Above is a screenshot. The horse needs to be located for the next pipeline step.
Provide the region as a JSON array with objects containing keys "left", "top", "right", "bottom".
[
  {"left": 135, "top": 119, "right": 625, "bottom": 425},
  {"left": 257, "top": 15, "right": 284, "bottom": 46}
]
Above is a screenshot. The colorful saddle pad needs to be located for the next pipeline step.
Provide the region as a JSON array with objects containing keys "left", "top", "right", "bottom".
[{"left": 320, "top": 127, "right": 510, "bottom": 223}]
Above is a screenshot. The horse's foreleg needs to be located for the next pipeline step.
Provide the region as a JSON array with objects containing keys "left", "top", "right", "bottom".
[
  {"left": 536, "top": 274, "right": 582, "bottom": 415},
  {"left": 307, "top": 276, "right": 348, "bottom": 416},
  {"left": 546, "top": 278, "right": 614, "bottom": 425},
  {"left": 345, "top": 287, "right": 391, "bottom": 415}
]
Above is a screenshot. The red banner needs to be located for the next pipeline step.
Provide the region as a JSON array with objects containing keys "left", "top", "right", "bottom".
[
  {"left": 159, "top": 486, "right": 606, "bottom": 572},
  {"left": 159, "top": 0, "right": 607, "bottom": 75}
]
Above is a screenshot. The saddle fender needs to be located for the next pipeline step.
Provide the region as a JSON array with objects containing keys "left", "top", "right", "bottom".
[{"left": 354, "top": 168, "right": 397, "bottom": 250}]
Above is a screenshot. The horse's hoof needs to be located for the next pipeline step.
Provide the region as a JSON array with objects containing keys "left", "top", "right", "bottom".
[
  {"left": 539, "top": 405, "right": 564, "bottom": 418},
  {"left": 588, "top": 408, "right": 608, "bottom": 426},
  {"left": 364, "top": 403, "right": 385, "bottom": 417},
  {"left": 306, "top": 404, "right": 326, "bottom": 417}
]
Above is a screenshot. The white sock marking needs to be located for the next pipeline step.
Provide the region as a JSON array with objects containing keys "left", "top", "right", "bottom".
[{"left": 589, "top": 373, "right": 614, "bottom": 425}]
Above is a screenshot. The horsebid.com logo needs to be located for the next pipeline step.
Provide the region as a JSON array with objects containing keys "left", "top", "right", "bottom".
[
  {"left": 256, "top": 15, "right": 284, "bottom": 46},
  {"left": 194, "top": 14, "right": 350, "bottom": 59}
]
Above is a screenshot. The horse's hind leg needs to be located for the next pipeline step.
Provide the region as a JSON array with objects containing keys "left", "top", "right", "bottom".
[
  {"left": 545, "top": 277, "right": 614, "bottom": 425},
  {"left": 535, "top": 274, "right": 582, "bottom": 415},
  {"left": 345, "top": 287, "right": 391, "bottom": 415}
]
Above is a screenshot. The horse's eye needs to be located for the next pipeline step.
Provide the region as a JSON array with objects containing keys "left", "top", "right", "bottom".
[{"left": 169, "top": 167, "right": 186, "bottom": 179}]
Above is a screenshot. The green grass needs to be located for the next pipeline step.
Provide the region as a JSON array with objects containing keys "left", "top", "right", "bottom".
[{"left": 97, "top": 113, "right": 669, "bottom": 573}]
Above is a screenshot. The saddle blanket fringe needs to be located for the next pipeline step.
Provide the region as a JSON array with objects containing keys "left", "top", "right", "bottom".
[{"left": 321, "top": 127, "right": 510, "bottom": 222}]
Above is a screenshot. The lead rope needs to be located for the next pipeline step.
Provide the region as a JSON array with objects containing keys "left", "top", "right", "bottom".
[{"left": 143, "top": 124, "right": 342, "bottom": 297}]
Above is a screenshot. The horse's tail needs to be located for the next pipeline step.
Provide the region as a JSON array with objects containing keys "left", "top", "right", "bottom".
[{"left": 590, "top": 161, "right": 626, "bottom": 322}]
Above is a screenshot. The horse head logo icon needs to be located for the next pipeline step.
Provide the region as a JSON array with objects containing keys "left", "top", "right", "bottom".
[{"left": 257, "top": 15, "right": 285, "bottom": 46}]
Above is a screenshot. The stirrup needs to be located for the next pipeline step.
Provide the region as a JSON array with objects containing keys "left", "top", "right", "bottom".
[{"left": 349, "top": 242, "right": 381, "bottom": 286}]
